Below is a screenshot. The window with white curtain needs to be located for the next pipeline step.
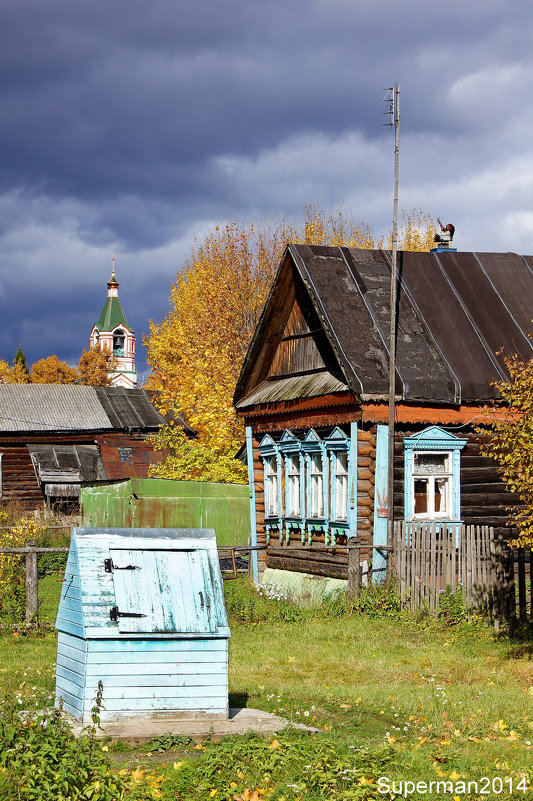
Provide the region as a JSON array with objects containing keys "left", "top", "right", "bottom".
[
  {"left": 332, "top": 451, "right": 348, "bottom": 521},
  {"left": 309, "top": 453, "right": 324, "bottom": 517},
  {"left": 264, "top": 455, "right": 279, "bottom": 517},
  {"left": 286, "top": 453, "right": 301, "bottom": 516},
  {"left": 412, "top": 451, "right": 451, "bottom": 518}
]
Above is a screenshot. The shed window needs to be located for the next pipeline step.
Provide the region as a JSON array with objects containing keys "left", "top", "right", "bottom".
[
  {"left": 264, "top": 456, "right": 279, "bottom": 517},
  {"left": 332, "top": 451, "right": 348, "bottom": 521},
  {"left": 285, "top": 453, "right": 301, "bottom": 516},
  {"left": 309, "top": 453, "right": 324, "bottom": 517},
  {"left": 0, "top": 453, "right": 3, "bottom": 498}
]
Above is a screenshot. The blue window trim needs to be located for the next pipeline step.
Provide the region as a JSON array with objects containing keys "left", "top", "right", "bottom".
[
  {"left": 302, "top": 428, "right": 327, "bottom": 520},
  {"left": 258, "top": 435, "right": 283, "bottom": 535},
  {"left": 403, "top": 426, "right": 467, "bottom": 523},
  {"left": 258, "top": 426, "right": 355, "bottom": 546},
  {"left": 324, "top": 426, "right": 351, "bottom": 530}
]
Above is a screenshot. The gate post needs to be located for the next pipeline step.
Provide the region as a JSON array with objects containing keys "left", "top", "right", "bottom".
[
  {"left": 347, "top": 539, "right": 361, "bottom": 598},
  {"left": 25, "top": 541, "right": 38, "bottom": 626}
]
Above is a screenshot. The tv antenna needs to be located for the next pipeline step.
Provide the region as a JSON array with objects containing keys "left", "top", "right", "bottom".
[{"left": 383, "top": 84, "right": 400, "bottom": 553}]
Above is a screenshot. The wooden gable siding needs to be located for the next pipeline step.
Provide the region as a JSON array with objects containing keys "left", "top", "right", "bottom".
[{"left": 267, "top": 296, "right": 336, "bottom": 379}]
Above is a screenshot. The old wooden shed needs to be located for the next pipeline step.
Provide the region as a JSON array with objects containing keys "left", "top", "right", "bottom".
[
  {"left": 0, "top": 385, "right": 167, "bottom": 512},
  {"left": 55, "top": 527, "right": 230, "bottom": 723},
  {"left": 234, "top": 245, "right": 533, "bottom": 584}
]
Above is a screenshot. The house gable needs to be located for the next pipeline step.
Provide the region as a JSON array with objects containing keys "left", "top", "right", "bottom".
[{"left": 234, "top": 250, "right": 350, "bottom": 408}]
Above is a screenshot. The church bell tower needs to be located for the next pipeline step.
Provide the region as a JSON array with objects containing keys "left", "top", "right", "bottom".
[{"left": 90, "top": 257, "right": 137, "bottom": 388}]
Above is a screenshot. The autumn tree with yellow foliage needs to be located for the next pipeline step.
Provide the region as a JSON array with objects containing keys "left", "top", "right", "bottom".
[
  {"left": 77, "top": 345, "right": 117, "bottom": 386},
  {"left": 31, "top": 355, "right": 80, "bottom": 384},
  {"left": 482, "top": 350, "right": 533, "bottom": 548},
  {"left": 0, "top": 346, "right": 117, "bottom": 386},
  {"left": 146, "top": 207, "right": 436, "bottom": 483}
]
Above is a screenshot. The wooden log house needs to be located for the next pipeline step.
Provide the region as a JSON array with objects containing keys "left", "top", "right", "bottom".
[
  {"left": 0, "top": 385, "right": 167, "bottom": 512},
  {"left": 233, "top": 245, "right": 533, "bottom": 585}
]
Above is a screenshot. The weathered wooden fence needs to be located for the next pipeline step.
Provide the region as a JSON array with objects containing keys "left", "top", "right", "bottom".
[{"left": 392, "top": 522, "right": 532, "bottom": 625}]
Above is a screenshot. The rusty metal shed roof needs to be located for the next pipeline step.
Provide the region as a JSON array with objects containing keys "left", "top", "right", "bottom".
[
  {"left": 235, "top": 245, "right": 533, "bottom": 407},
  {"left": 0, "top": 385, "right": 164, "bottom": 433}
]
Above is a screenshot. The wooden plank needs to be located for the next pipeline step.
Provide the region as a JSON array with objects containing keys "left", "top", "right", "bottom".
[
  {"left": 265, "top": 555, "right": 348, "bottom": 579},
  {"left": 86, "top": 650, "right": 227, "bottom": 665},
  {"left": 55, "top": 685, "right": 84, "bottom": 716},
  {"left": 56, "top": 664, "right": 85, "bottom": 689},
  {"left": 56, "top": 653, "right": 86, "bottom": 674},
  {"left": 55, "top": 617, "right": 85, "bottom": 639},
  {"left": 84, "top": 674, "right": 228, "bottom": 690},
  {"left": 82, "top": 693, "right": 229, "bottom": 711},
  {"left": 85, "top": 661, "right": 226, "bottom": 677},
  {"left": 87, "top": 637, "right": 227, "bottom": 653}
]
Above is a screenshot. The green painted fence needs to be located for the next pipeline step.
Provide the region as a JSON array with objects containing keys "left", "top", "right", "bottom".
[{"left": 80, "top": 478, "right": 250, "bottom": 547}]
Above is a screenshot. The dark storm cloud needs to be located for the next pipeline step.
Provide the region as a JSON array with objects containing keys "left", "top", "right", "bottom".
[
  {"left": 1, "top": 0, "right": 533, "bottom": 370},
  {"left": 0, "top": 0, "right": 523, "bottom": 207}
]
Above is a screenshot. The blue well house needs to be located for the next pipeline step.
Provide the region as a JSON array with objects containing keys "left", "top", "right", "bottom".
[{"left": 55, "top": 527, "right": 230, "bottom": 723}]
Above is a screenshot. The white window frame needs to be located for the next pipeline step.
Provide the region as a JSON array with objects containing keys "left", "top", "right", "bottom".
[
  {"left": 264, "top": 455, "right": 279, "bottom": 518},
  {"left": 411, "top": 450, "right": 452, "bottom": 520},
  {"left": 403, "top": 427, "right": 467, "bottom": 523},
  {"left": 285, "top": 452, "right": 302, "bottom": 517},
  {"left": 332, "top": 450, "right": 349, "bottom": 522}
]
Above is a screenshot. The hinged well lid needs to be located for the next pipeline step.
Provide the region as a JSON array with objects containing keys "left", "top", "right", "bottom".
[{"left": 56, "top": 527, "right": 229, "bottom": 640}]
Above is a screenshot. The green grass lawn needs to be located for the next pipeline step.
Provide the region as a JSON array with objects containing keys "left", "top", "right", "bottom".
[{"left": 1, "top": 578, "right": 532, "bottom": 799}]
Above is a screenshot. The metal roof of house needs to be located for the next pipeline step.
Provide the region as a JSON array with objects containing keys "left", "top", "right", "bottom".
[
  {"left": 235, "top": 245, "right": 533, "bottom": 407},
  {"left": 0, "top": 385, "right": 164, "bottom": 432}
]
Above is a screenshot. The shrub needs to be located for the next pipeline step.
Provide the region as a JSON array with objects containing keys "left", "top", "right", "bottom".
[
  {"left": 0, "top": 516, "right": 46, "bottom": 624},
  {"left": 224, "top": 578, "right": 303, "bottom": 624},
  {"left": 0, "top": 684, "right": 166, "bottom": 800},
  {"left": 320, "top": 580, "right": 401, "bottom": 619}
]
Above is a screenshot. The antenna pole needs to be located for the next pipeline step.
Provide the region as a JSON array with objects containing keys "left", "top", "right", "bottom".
[{"left": 387, "top": 84, "right": 400, "bottom": 552}]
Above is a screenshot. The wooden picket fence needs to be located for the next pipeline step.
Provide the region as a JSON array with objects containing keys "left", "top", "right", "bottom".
[{"left": 392, "top": 522, "right": 532, "bottom": 625}]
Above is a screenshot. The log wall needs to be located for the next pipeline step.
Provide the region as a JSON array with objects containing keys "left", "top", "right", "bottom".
[{"left": 249, "top": 417, "right": 517, "bottom": 582}]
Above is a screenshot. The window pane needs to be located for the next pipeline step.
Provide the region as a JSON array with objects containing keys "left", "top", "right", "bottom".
[
  {"left": 287, "top": 454, "right": 300, "bottom": 516},
  {"left": 310, "top": 454, "right": 323, "bottom": 516},
  {"left": 335, "top": 475, "right": 348, "bottom": 520},
  {"left": 414, "top": 478, "right": 428, "bottom": 514},
  {"left": 435, "top": 477, "right": 448, "bottom": 513},
  {"left": 264, "top": 457, "right": 278, "bottom": 516},
  {"left": 336, "top": 452, "right": 348, "bottom": 475},
  {"left": 414, "top": 453, "right": 447, "bottom": 474}
]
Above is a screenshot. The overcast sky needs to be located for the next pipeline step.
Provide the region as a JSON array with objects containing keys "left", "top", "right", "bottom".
[{"left": 1, "top": 0, "right": 532, "bottom": 379}]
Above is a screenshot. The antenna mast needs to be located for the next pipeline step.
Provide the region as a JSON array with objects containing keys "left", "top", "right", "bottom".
[{"left": 385, "top": 84, "right": 400, "bottom": 552}]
